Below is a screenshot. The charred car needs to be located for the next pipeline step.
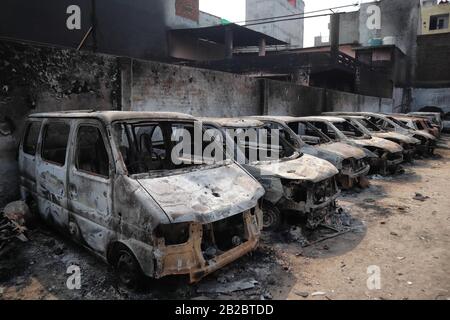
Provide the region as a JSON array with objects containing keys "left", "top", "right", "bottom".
[
  {"left": 199, "top": 118, "right": 340, "bottom": 231},
  {"left": 383, "top": 114, "right": 437, "bottom": 155},
  {"left": 408, "top": 112, "right": 443, "bottom": 135},
  {"left": 390, "top": 114, "right": 440, "bottom": 139},
  {"left": 288, "top": 117, "right": 372, "bottom": 189},
  {"left": 297, "top": 117, "right": 403, "bottom": 175},
  {"left": 325, "top": 112, "right": 436, "bottom": 157},
  {"left": 248, "top": 116, "right": 372, "bottom": 189},
  {"left": 18, "top": 111, "right": 265, "bottom": 286},
  {"left": 338, "top": 115, "right": 420, "bottom": 163}
]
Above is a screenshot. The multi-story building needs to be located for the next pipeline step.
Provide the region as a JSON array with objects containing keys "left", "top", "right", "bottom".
[
  {"left": 421, "top": 0, "right": 450, "bottom": 35},
  {"left": 412, "top": 0, "right": 450, "bottom": 114},
  {"left": 246, "top": 0, "right": 305, "bottom": 47}
]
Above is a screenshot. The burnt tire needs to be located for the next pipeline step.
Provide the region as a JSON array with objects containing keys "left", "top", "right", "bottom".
[
  {"left": 262, "top": 203, "right": 282, "bottom": 231},
  {"left": 115, "top": 248, "right": 143, "bottom": 290}
]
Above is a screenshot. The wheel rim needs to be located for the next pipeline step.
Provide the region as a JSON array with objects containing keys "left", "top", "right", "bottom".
[
  {"left": 117, "top": 252, "right": 135, "bottom": 285},
  {"left": 263, "top": 207, "right": 278, "bottom": 229}
]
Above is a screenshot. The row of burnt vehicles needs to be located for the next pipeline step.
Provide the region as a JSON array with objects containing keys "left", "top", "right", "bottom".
[{"left": 19, "top": 111, "right": 439, "bottom": 287}]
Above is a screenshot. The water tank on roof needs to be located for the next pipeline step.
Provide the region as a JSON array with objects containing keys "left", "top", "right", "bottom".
[
  {"left": 368, "top": 38, "right": 383, "bottom": 46},
  {"left": 383, "top": 36, "right": 396, "bottom": 45}
]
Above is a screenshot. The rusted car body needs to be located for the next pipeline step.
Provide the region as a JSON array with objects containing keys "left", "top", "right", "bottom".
[
  {"left": 383, "top": 114, "right": 437, "bottom": 155},
  {"left": 298, "top": 116, "right": 403, "bottom": 175},
  {"left": 339, "top": 115, "right": 420, "bottom": 163},
  {"left": 391, "top": 115, "right": 440, "bottom": 138},
  {"left": 199, "top": 118, "right": 340, "bottom": 230},
  {"left": 409, "top": 112, "right": 443, "bottom": 134},
  {"left": 248, "top": 116, "right": 373, "bottom": 188},
  {"left": 18, "top": 111, "right": 265, "bottom": 285},
  {"left": 287, "top": 117, "right": 372, "bottom": 189},
  {"left": 325, "top": 112, "right": 436, "bottom": 156}
]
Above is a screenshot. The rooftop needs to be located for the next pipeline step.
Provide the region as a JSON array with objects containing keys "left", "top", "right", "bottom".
[{"left": 170, "top": 23, "right": 288, "bottom": 47}]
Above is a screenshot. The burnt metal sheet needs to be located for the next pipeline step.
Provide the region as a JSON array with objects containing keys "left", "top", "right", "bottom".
[
  {"left": 318, "top": 142, "right": 367, "bottom": 160},
  {"left": 350, "top": 137, "right": 403, "bottom": 153},
  {"left": 252, "top": 154, "right": 338, "bottom": 183},
  {"left": 137, "top": 163, "right": 265, "bottom": 224}
]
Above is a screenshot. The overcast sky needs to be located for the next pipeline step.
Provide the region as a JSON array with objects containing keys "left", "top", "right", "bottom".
[{"left": 199, "top": 0, "right": 366, "bottom": 47}]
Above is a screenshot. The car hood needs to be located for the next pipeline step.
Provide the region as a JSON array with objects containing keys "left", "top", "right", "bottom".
[
  {"left": 301, "top": 144, "right": 344, "bottom": 169},
  {"left": 349, "top": 137, "right": 403, "bottom": 153},
  {"left": 137, "top": 163, "right": 265, "bottom": 224},
  {"left": 249, "top": 154, "right": 338, "bottom": 183},
  {"left": 400, "top": 128, "right": 436, "bottom": 141},
  {"left": 372, "top": 132, "right": 420, "bottom": 145},
  {"left": 317, "top": 142, "right": 367, "bottom": 160},
  {"left": 415, "top": 130, "right": 436, "bottom": 141}
]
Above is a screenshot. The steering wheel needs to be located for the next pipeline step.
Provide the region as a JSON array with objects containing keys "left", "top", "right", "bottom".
[{"left": 140, "top": 133, "right": 163, "bottom": 169}]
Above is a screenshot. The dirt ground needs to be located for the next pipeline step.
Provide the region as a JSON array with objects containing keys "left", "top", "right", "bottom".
[{"left": 1, "top": 136, "right": 449, "bottom": 301}]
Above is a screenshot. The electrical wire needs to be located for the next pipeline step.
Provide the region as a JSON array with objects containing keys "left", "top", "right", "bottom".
[{"left": 230, "top": 2, "right": 360, "bottom": 25}]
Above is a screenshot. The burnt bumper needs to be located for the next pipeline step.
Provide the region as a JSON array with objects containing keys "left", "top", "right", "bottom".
[
  {"left": 279, "top": 177, "right": 340, "bottom": 228},
  {"left": 154, "top": 211, "right": 260, "bottom": 283},
  {"left": 369, "top": 152, "right": 403, "bottom": 174},
  {"left": 416, "top": 142, "right": 435, "bottom": 156},
  {"left": 403, "top": 148, "right": 416, "bottom": 162},
  {"left": 341, "top": 163, "right": 370, "bottom": 179}
]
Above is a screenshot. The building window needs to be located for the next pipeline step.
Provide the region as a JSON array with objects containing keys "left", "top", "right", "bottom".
[{"left": 429, "top": 14, "right": 449, "bottom": 30}]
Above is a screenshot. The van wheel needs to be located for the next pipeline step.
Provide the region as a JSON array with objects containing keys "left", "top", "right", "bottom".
[
  {"left": 262, "top": 204, "right": 282, "bottom": 231},
  {"left": 115, "top": 249, "right": 142, "bottom": 290}
]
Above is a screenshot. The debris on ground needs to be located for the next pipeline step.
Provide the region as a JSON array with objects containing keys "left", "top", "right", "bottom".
[
  {"left": 197, "top": 278, "right": 259, "bottom": 294},
  {"left": 3, "top": 201, "right": 32, "bottom": 227},
  {"left": 293, "top": 290, "right": 309, "bottom": 298},
  {"left": 311, "top": 291, "right": 327, "bottom": 297},
  {"left": 370, "top": 175, "right": 393, "bottom": 181},
  {"left": 413, "top": 193, "right": 430, "bottom": 202},
  {"left": 0, "top": 201, "right": 31, "bottom": 256}
]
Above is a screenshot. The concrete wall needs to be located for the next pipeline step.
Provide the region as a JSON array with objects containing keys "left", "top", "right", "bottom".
[
  {"left": 129, "top": 60, "right": 262, "bottom": 117},
  {"left": 246, "top": 0, "right": 305, "bottom": 47},
  {"left": 416, "top": 33, "right": 450, "bottom": 87},
  {"left": 411, "top": 88, "right": 450, "bottom": 113},
  {"left": 325, "top": 89, "right": 394, "bottom": 113},
  {"left": 264, "top": 80, "right": 325, "bottom": 116},
  {"left": 0, "top": 40, "right": 120, "bottom": 207},
  {"left": 265, "top": 80, "right": 394, "bottom": 116},
  {"left": 339, "top": 11, "right": 360, "bottom": 45}
]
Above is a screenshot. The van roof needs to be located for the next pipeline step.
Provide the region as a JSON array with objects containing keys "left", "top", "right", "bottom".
[
  {"left": 296, "top": 116, "right": 346, "bottom": 123},
  {"left": 198, "top": 117, "right": 265, "bottom": 128},
  {"left": 247, "top": 115, "right": 299, "bottom": 123},
  {"left": 28, "top": 110, "right": 195, "bottom": 123}
]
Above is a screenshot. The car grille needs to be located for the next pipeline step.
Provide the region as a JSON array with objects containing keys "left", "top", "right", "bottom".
[
  {"left": 354, "top": 159, "right": 367, "bottom": 172},
  {"left": 387, "top": 152, "right": 403, "bottom": 161},
  {"left": 313, "top": 177, "right": 338, "bottom": 205}
]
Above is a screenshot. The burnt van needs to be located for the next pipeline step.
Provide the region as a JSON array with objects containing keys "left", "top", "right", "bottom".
[{"left": 18, "top": 111, "right": 264, "bottom": 287}]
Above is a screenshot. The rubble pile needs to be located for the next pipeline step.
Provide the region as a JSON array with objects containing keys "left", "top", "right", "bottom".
[{"left": 0, "top": 201, "right": 30, "bottom": 256}]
